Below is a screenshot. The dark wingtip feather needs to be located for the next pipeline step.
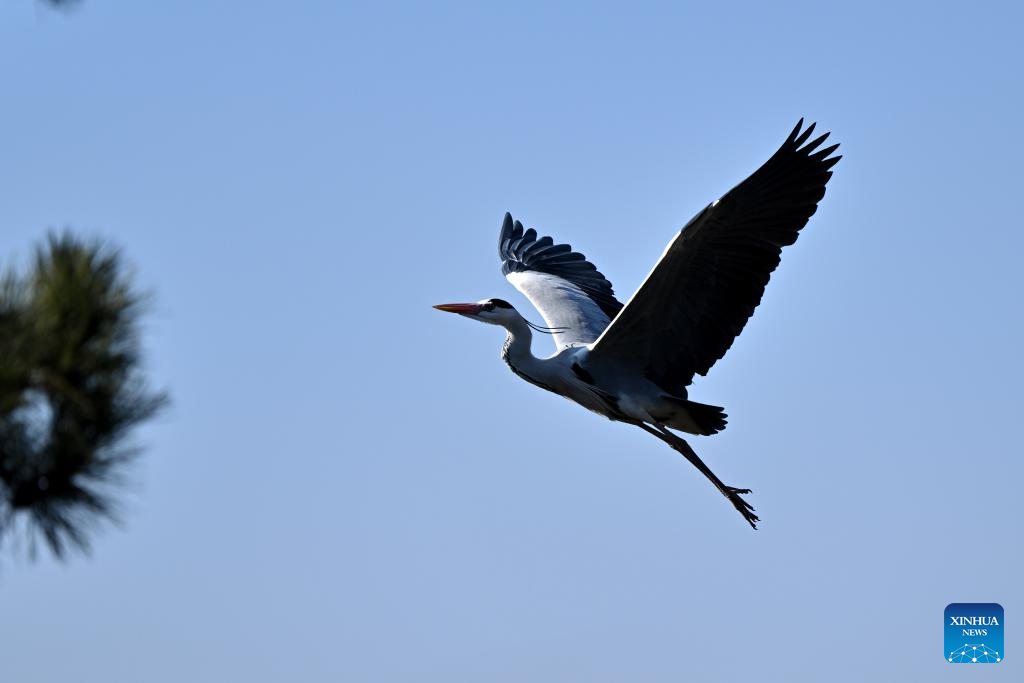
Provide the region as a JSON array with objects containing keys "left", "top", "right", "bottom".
[
  {"left": 810, "top": 142, "right": 841, "bottom": 161},
  {"left": 801, "top": 131, "right": 832, "bottom": 154},
  {"left": 793, "top": 121, "right": 817, "bottom": 148},
  {"left": 499, "top": 212, "right": 515, "bottom": 254},
  {"left": 789, "top": 118, "right": 805, "bottom": 140},
  {"left": 825, "top": 154, "right": 843, "bottom": 168}
]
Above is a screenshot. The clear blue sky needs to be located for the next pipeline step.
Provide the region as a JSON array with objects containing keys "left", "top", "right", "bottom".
[{"left": 1, "top": 2, "right": 1021, "bottom": 681}]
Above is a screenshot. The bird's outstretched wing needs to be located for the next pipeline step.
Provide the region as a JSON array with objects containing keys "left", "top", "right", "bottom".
[
  {"left": 499, "top": 213, "right": 623, "bottom": 350},
  {"left": 586, "top": 119, "right": 840, "bottom": 392}
]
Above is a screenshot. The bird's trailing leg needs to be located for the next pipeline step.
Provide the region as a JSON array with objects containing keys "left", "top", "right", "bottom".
[{"left": 634, "top": 421, "right": 759, "bottom": 529}]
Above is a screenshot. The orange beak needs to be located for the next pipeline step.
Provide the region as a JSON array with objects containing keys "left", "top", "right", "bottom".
[{"left": 433, "top": 303, "right": 485, "bottom": 315}]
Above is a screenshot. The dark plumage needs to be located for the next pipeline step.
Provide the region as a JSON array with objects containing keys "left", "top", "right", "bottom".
[
  {"left": 499, "top": 213, "right": 623, "bottom": 321},
  {"left": 588, "top": 119, "right": 840, "bottom": 393}
]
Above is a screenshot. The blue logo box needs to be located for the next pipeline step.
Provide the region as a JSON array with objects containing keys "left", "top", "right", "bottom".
[{"left": 945, "top": 603, "right": 1003, "bottom": 663}]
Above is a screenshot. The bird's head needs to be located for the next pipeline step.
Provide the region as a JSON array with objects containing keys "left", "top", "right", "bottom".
[{"left": 433, "top": 298, "right": 520, "bottom": 326}]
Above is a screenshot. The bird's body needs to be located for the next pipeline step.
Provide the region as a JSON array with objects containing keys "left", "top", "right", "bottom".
[
  {"left": 501, "top": 331, "right": 723, "bottom": 436},
  {"left": 436, "top": 120, "right": 840, "bottom": 528}
]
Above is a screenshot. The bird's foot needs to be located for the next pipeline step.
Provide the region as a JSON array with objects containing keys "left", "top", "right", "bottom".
[{"left": 724, "top": 486, "right": 758, "bottom": 529}]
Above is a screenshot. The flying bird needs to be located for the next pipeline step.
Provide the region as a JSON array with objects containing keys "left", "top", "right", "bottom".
[{"left": 435, "top": 120, "right": 840, "bottom": 528}]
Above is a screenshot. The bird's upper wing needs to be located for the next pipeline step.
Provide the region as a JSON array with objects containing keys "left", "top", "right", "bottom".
[
  {"left": 499, "top": 213, "right": 624, "bottom": 350},
  {"left": 586, "top": 120, "right": 841, "bottom": 392}
]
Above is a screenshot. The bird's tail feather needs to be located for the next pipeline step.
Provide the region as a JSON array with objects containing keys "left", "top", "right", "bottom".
[
  {"left": 662, "top": 398, "right": 727, "bottom": 435},
  {"left": 686, "top": 401, "right": 728, "bottom": 435}
]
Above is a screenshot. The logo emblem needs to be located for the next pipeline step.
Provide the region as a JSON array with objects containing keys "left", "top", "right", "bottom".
[{"left": 945, "top": 603, "right": 1003, "bottom": 663}]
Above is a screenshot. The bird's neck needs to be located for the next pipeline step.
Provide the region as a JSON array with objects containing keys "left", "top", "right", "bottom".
[
  {"left": 500, "top": 316, "right": 563, "bottom": 394},
  {"left": 500, "top": 316, "right": 538, "bottom": 368}
]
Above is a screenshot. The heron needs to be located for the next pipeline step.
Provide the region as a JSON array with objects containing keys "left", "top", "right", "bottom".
[{"left": 435, "top": 120, "right": 840, "bottom": 528}]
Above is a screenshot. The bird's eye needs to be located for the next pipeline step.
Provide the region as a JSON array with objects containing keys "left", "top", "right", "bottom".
[{"left": 482, "top": 302, "right": 495, "bottom": 312}]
